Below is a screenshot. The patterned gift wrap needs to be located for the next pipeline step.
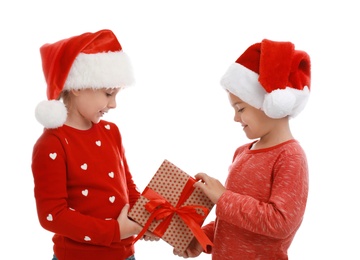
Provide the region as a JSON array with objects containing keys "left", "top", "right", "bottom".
[{"left": 128, "top": 159, "right": 214, "bottom": 252}]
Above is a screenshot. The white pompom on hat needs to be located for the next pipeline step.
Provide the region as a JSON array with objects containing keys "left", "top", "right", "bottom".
[
  {"left": 220, "top": 39, "right": 311, "bottom": 118},
  {"left": 36, "top": 29, "right": 135, "bottom": 128}
]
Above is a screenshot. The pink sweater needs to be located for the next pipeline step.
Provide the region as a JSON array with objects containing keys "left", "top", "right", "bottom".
[
  {"left": 203, "top": 140, "right": 308, "bottom": 260},
  {"left": 31, "top": 120, "right": 140, "bottom": 260}
]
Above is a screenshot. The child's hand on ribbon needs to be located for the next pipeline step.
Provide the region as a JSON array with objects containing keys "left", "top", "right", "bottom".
[{"left": 193, "top": 173, "right": 226, "bottom": 204}]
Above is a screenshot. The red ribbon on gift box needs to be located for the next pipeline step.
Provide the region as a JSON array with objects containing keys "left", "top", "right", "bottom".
[{"left": 132, "top": 177, "right": 213, "bottom": 253}]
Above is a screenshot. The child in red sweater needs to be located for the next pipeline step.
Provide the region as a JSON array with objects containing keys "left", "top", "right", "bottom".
[
  {"left": 32, "top": 29, "right": 157, "bottom": 260},
  {"left": 174, "top": 39, "right": 311, "bottom": 259}
]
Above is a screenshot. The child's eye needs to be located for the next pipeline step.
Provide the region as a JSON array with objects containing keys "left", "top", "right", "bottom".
[
  {"left": 238, "top": 108, "right": 244, "bottom": 113},
  {"left": 105, "top": 88, "right": 118, "bottom": 97}
]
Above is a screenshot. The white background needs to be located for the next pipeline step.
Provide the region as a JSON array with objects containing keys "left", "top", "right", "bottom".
[{"left": 1, "top": 1, "right": 359, "bottom": 259}]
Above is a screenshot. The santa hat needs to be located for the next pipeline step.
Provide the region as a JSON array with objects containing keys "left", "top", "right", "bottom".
[
  {"left": 220, "top": 39, "right": 311, "bottom": 118},
  {"left": 35, "top": 29, "right": 135, "bottom": 128}
]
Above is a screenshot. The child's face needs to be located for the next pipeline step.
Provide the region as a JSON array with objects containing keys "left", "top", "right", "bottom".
[
  {"left": 228, "top": 92, "right": 274, "bottom": 140},
  {"left": 72, "top": 88, "right": 120, "bottom": 125}
]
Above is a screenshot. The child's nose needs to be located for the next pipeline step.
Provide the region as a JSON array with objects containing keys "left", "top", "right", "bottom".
[
  {"left": 234, "top": 114, "right": 241, "bottom": 122},
  {"left": 108, "top": 99, "right": 117, "bottom": 109}
]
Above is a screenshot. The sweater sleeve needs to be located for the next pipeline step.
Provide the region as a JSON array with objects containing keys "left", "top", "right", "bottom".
[
  {"left": 122, "top": 154, "right": 141, "bottom": 207},
  {"left": 31, "top": 132, "right": 121, "bottom": 246},
  {"left": 216, "top": 152, "right": 308, "bottom": 239},
  {"left": 109, "top": 122, "right": 140, "bottom": 207}
]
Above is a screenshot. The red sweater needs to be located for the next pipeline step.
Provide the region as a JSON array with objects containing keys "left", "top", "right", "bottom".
[
  {"left": 31, "top": 120, "right": 140, "bottom": 260},
  {"left": 203, "top": 140, "right": 308, "bottom": 260}
]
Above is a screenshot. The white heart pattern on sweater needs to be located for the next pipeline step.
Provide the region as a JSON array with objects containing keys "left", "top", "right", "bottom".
[
  {"left": 46, "top": 214, "right": 53, "bottom": 221},
  {"left": 82, "top": 189, "right": 88, "bottom": 196}
]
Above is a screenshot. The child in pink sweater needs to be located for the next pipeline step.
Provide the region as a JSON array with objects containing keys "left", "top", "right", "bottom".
[{"left": 174, "top": 39, "right": 311, "bottom": 259}]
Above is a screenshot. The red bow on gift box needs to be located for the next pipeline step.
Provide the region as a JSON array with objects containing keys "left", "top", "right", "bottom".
[{"left": 132, "top": 177, "right": 213, "bottom": 253}]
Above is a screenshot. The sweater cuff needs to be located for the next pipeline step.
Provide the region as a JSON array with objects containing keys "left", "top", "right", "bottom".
[{"left": 215, "top": 190, "right": 232, "bottom": 219}]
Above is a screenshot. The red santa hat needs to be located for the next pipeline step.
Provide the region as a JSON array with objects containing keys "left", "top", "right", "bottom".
[
  {"left": 220, "top": 39, "right": 311, "bottom": 118},
  {"left": 35, "top": 29, "right": 135, "bottom": 128}
]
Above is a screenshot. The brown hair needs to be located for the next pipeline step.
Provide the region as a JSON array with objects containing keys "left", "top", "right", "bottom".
[{"left": 60, "top": 90, "right": 72, "bottom": 109}]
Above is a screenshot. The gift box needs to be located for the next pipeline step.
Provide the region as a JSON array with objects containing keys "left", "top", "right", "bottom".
[{"left": 128, "top": 159, "right": 214, "bottom": 253}]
